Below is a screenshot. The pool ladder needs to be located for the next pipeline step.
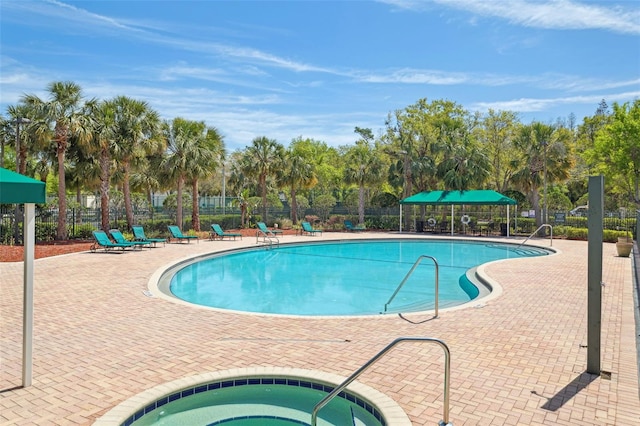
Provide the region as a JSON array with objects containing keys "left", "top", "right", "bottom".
[
  {"left": 518, "top": 224, "right": 553, "bottom": 248},
  {"left": 311, "top": 337, "right": 452, "bottom": 426},
  {"left": 255, "top": 230, "right": 279, "bottom": 248},
  {"left": 383, "top": 255, "right": 440, "bottom": 318}
]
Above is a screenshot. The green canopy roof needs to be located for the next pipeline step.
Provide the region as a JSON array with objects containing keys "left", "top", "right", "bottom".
[
  {"left": 0, "top": 167, "right": 46, "bottom": 204},
  {"left": 400, "top": 190, "right": 516, "bottom": 205}
]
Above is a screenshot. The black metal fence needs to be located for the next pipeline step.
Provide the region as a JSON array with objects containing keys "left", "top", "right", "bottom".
[{"left": 0, "top": 204, "right": 636, "bottom": 244}]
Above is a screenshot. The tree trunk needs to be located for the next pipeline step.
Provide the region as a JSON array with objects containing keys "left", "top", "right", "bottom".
[
  {"left": 123, "top": 160, "right": 134, "bottom": 230},
  {"left": 99, "top": 149, "right": 110, "bottom": 231},
  {"left": 260, "top": 174, "right": 268, "bottom": 224},
  {"left": 75, "top": 186, "right": 82, "bottom": 224},
  {"left": 530, "top": 189, "right": 542, "bottom": 227},
  {"left": 56, "top": 145, "right": 67, "bottom": 240},
  {"left": 176, "top": 175, "right": 184, "bottom": 230},
  {"left": 358, "top": 184, "right": 365, "bottom": 225},
  {"left": 192, "top": 179, "right": 200, "bottom": 231},
  {"left": 290, "top": 187, "right": 298, "bottom": 224}
]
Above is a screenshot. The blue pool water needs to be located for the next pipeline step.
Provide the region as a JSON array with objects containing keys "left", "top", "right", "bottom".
[{"left": 168, "top": 239, "right": 549, "bottom": 316}]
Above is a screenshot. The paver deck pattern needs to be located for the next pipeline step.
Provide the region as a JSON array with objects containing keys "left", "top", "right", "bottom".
[{"left": 1, "top": 233, "right": 638, "bottom": 425}]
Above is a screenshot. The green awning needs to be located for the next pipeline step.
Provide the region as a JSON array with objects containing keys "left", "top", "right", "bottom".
[
  {"left": 0, "top": 167, "right": 46, "bottom": 204},
  {"left": 400, "top": 190, "right": 516, "bottom": 205}
]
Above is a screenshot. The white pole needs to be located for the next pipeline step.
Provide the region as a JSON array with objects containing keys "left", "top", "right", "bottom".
[
  {"left": 450, "top": 205, "right": 454, "bottom": 235},
  {"left": 23, "top": 203, "right": 35, "bottom": 387},
  {"left": 399, "top": 204, "right": 403, "bottom": 232},
  {"left": 507, "top": 205, "right": 510, "bottom": 237}
]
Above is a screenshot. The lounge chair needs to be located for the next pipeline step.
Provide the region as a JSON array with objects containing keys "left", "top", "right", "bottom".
[
  {"left": 167, "top": 225, "right": 199, "bottom": 243},
  {"left": 301, "top": 221, "right": 322, "bottom": 236},
  {"left": 90, "top": 230, "right": 136, "bottom": 252},
  {"left": 210, "top": 224, "right": 242, "bottom": 241},
  {"left": 109, "top": 229, "right": 151, "bottom": 249},
  {"left": 256, "top": 221, "right": 283, "bottom": 237},
  {"left": 344, "top": 220, "right": 365, "bottom": 232},
  {"left": 132, "top": 225, "right": 166, "bottom": 247}
]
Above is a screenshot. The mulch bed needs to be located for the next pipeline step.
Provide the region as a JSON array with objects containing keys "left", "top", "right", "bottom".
[{"left": 0, "top": 240, "right": 94, "bottom": 262}]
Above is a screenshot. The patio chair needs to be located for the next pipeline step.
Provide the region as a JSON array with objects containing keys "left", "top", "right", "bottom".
[
  {"left": 210, "top": 224, "right": 242, "bottom": 241},
  {"left": 301, "top": 221, "right": 322, "bottom": 236},
  {"left": 344, "top": 220, "right": 365, "bottom": 232},
  {"left": 256, "top": 221, "right": 283, "bottom": 237},
  {"left": 167, "top": 225, "right": 199, "bottom": 243},
  {"left": 91, "top": 230, "right": 136, "bottom": 252},
  {"left": 132, "top": 225, "right": 166, "bottom": 247},
  {"left": 109, "top": 229, "right": 151, "bottom": 249}
]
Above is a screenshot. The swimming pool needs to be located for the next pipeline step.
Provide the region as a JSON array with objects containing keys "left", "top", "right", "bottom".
[
  {"left": 94, "top": 368, "right": 411, "bottom": 426},
  {"left": 157, "top": 239, "right": 550, "bottom": 316}
]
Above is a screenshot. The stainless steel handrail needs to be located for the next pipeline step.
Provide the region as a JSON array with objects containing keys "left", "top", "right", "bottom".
[
  {"left": 518, "top": 224, "right": 553, "bottom": 248},
  {"left": 255, "top": 230, "right": 279, "bottom": 248},
  {"left": 311, "top": 337, "right": 452, "bottom": 426},
  {"left": 383, "top": 255, "right": 439, "bottom": 317}
]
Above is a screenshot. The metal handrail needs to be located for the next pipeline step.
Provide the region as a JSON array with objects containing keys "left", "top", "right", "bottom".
[
  {"left": 518, "top": 224, "right": 553, "bottom": 248},
  {"left": 255, "top": 229, "right": 279, "bottom": 248},
  {"left": 311, "top": 337, "right": 452, "bottom": 426},
  {"left": 383, "top": 255, "right": 439, "bottom": 317}
]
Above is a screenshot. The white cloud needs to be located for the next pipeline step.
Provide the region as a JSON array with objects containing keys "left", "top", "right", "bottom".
[
  {"left": 471, "top": 90, "right": 640, "bottom": 112},
  {"left": 380, "top": 0, "right": 640, "bottom": 35}
]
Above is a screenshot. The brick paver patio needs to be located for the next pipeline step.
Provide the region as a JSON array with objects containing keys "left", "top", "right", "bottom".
[{"left": 1, "top": 233, "right": 638, "bottom": 425}]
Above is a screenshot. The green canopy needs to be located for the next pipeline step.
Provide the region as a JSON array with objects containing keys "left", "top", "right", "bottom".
[
  {"left": 400, "top": 190, "right": 516, "bottom": 206},
  {"left": 0, "top": 167, "right": 46, "bottom": 204}
]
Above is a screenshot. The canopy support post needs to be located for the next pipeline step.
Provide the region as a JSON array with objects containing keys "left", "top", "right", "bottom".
[{"left": 22, "top": 202, "right": 35, "bottom": 387}]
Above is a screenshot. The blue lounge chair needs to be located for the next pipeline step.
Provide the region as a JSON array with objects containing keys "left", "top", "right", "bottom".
[
  {"left": 167, "top": 225, "right": 199, "bottom": 243},
  {"left": 344, "top": 220, "right": 365, "bottom": 232},
  {"left": 301, "top": 221, "right": 322, "bottom": 236},
  {"left": 91, "top": 230, "right": 136, "bottom": 252},
  {"left": 109, "top": 229, "right": 151, "bottom": 249},
  {"left": 132, "top": 225, "right": 166, "bottom": 247},
  {"left": 210, "top": 224, "right": 242, "bottom": 241},
  {"left": 256, "top": 221, "right": 283, "bottom": 237}
]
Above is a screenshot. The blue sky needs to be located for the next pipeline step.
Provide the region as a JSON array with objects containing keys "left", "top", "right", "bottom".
[{"left": 1, "top": 0, "right": 639, "bottom": 152}]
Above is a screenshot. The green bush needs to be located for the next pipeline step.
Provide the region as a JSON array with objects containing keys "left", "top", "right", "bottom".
[{"left": 72, "top": 223, "right": 97, "bottom": 240}]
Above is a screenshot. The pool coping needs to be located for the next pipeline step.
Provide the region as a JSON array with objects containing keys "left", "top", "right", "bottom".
[{"left": 93, "top": 367, "right": 412, "bottom": 426}]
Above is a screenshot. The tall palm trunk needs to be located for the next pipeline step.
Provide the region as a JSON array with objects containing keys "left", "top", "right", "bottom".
[
  {"left": 191, "top": 179, "right": 200, "bottom": 231},
  {"left": 99, "top": 148, "right": 111, "bottom": 231},
  {"left": 176, "top": 174, "right": 184, "bottom": 229},
  {"left": 122, "top": 160, "right": 134, "bottom": 229},
  {"left": 358, "top": 184, "right": 365, "bottom": 225},
  {"left": 56, "top": 138, "right": 67, "bottom": 240},
  {"left": 260, "top": 174, "right": 268, "bottom": 223},
  {"left": 290, "top": 187, "right": 298, "bottom": 224}
]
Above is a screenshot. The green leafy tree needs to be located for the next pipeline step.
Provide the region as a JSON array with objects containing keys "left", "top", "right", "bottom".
[
  {"left": 588, "top": 100, "right": 640, "bottom": 206},
  {"left": 477, "top": 109, "right": 520, "bottom": 193}
]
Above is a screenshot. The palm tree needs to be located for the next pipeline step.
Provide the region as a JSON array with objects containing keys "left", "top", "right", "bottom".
[
  {"left": 161, "top": 118, "right": 223, "bottom": 230},
  {"left": 108, "top": 96, "right": 161, "bottom": 229},
  {"left": 185, "top": 124, "right": 225, "bottom": 231},
  {"left": 512, "top": 122, "right": 572, "bottom": 226},
  {"left": 277, "top": 145, "right": 316, "bottom": 224},
  {"left": 243, "top": 136, "right": 285, "bottom": 224},
  {"left": 22, "top": 81, "right": 94, "bottom": 240},
  {"left": 85, "top": 99, "right": 117, "bottom": 231},
  {"left": 343, "top": 128, "right": 385, "bottom": 225}
]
